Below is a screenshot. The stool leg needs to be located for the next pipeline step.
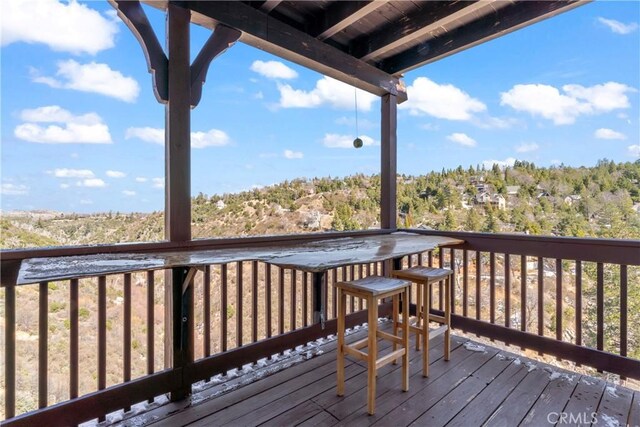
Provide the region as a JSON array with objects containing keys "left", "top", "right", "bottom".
[
  {"left": 402, "top": 287, "right": 409, "bottom": 392},
  {"left": 415, "top": 282, "right": 422, "bottom": 351},
  {"left": 392, "top": 293, "right": 399, "bottom": 365},
  {"left": 337, "top": 288, "right": 346, "bottom": 396},
  {"left": 444, "top": 277, "right": 451, "bottom": 361},
  {"left": 367, "top": 296, "right": 378, "bottom": 415},
  {"left": 422, "top": 283, "right": 430, "bottom": 377}
]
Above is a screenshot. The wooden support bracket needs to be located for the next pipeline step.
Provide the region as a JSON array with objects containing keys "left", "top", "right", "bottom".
[
  {"left": 190, "top": 24, "right": 241, "bottom": 107},
  {"left": 110, "top": 0, "right": 169, "bottom": 103}
]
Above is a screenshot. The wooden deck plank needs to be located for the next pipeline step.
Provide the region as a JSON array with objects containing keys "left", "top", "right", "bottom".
[
  {"left": 259, "top": 399, "right": 325, "bottom": 427},
  {"left": 331, "top": 341, "right": 475, "bottom": 425},
  {"left": 340, "top": 346, "right": 497, "bottom": 426},
  {"left": 483, "top": 362, "right": 551, "bottom": 427},
  {"left": 628, "top": 391, "right": 640, "bottom": 427},
  {"left": 559, "top": 376, "right": 606, "bottom": 427},
  {"left": 409, "top": 352, "right": 513, "bottom": 426},
  {"left": 594, "top": 382, "right": 634, "bottom": 427},
  {"left": 297, "top": 410, "right": 339, "bottom": 427},
  {"left": 444, "top": 357, "right": 529, "bottom": 427},
  {"left": 197, "top": 363, "right": 364, "bottom": 426},
  {"left": 519, "top": 369, "right": 579, "bottom": 426}
]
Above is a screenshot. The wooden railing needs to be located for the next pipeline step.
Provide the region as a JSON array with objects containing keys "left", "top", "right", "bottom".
[{"left": 1, "top": 230, "right": 638, "bottom": 425}]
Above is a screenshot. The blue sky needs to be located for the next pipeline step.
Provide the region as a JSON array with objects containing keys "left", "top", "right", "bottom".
[{"left": 1, "top": 0, "right": 639, "bottom": 213}]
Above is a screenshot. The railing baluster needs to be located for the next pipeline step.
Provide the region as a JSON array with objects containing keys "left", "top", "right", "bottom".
[
  {"left": 203, "top": 266, "right": 211, "bottom": 356},
  {"left": 490, "top": 252, "right": 495, "bottom": 324},
  {"left": 358, "top": 264, "right": 364, "bottom": 310},
  {"left": 279, "top": 267, "right": 285, "bottom": 335},
  {"left": 537, "top": 257, "right": 543, "bottom": 337},
  {"left": 252, "top": 261, "right": 258, "bottom": 343},
  {"left": 98, "top": 276, "right": 107, "bottom": 391},
  {"left": 463, "top": 250, "right": 468, "bottom": 317},
  {"left": 303, "top": 272, "right": 309, "bottom": 327},
  {"left": 575, "top": 261, "right": 582, "bottom": 346},
  {"left": 450, "top": 249, "right": 456, "bottom": 315},
  {"left": 331, "top": 268, "right": 338, "bottom": 319},
  {"left": 290, "top": 269, "right": 297, "bottom": 330},
  {"left": 428, "top": 251, "right": 433, "bottom": 267},
  {"left": 349, "top": 265, "right": 355, "bottom": 313},
  {"left": 265, "top": 264, "right": 272, "bottom": 338},
  {"left": 520, "top": 256, "right": 526, "bottom": 332},
  {"left": 221, "top": 264, "right": 228, "bottom": 352},
  {"left": 620, "top": 265, "right": 628, "bottom": 357},
  {"left": 39, "top": 281, "right": 48, "bottom": 409},
  {"left": 5, "top": 281, "right": 16, "bottom": 418},
  {"left": 555, "top": 259, "right": 562, "bottom": 342},
  {"left": 146, "top": 272, "right": 155, "bottom": 375},
  {"left": 70, "top": 279, "right": 79, "bottom": 400},
  {"left": 475, "top": 251, "right": 481, "bottom": 320},
  {"left": 236, "top": 261, "right": 243, "bottom": 347},
  {"left": 124, "top": 274, "right": 132, "bottom": 384},
  {"left": 504, "top": 254, "right": 511, "bottom": 328},
  {"left": 597, "top": 262, "right": 604, "bottom": 351}
]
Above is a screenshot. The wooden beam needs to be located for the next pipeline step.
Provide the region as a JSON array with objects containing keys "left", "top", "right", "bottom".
[
  {"left": 380, "top": 94, "right": 397, "bottom": 230},
  {"left": 312, "top": 0, "right": 389, "bottom": 41},
  {"left": 382, "top": 0, "right": 588, "bottom": 75},
  {"left": 162, "top": 1, "right": 407, "bottom": 102},
  {"left": 353, "top": 1, "right": 495, "bottom": 62},
  {"left": 260, "top": 0, "right": 282, "bottom": 13}
]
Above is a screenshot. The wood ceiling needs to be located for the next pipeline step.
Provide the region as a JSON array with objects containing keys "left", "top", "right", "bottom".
[{"left": 145, "top": 1, "right": 588, "bottom": 101}]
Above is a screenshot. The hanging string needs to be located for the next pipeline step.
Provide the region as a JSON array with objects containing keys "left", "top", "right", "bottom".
[{"left": 353, "top": 87, "right": 363, "bottom": 148}]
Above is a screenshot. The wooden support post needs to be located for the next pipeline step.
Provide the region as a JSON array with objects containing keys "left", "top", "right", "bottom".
[{"left": 381, "top": 93, "right": 397, "bottom": 230}]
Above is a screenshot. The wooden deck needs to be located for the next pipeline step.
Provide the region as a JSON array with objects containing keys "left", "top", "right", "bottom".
[{"left": 140, "top": 322, "right": 640, "bottom": 427}]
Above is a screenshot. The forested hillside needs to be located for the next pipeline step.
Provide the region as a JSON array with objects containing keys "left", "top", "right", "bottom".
[{"left": 2, "top": 159, "right": 639, "bottom": 248}]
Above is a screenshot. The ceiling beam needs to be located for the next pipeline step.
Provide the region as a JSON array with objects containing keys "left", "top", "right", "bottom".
[
  {"left": 158, "top": 1, "right": 406, "bottom": 101},
  {"left": 381, "top": 0, "right": 588, "bottom": 75},
  {"left": 312, "top": 0, "right": 389, "bottom": 41},
  {"left": 353, "top": 0, "right": 498, "bottom": 62},
  {"left": 259, "top": 0, "right": 282, "bottom": 13}
]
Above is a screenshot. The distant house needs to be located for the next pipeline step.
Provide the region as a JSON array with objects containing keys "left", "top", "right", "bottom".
[
  {"left": 215, "top": 200, "right": 226, "bottom": 210},
  {"left": 537, "top": 191, "right": 551, "bottom": 199},
  {"left": 493, "top": 194, "right": 506, "bottom": 210},
  {"left": 474, "top": 192, "right": 506, "bottom": 210},
  {"left": 563, "top": 195, "right": 582, "bottom": 206},
  {"left": 632, "top": 203, "right": 640, "bottom": 213},
  {"left": 506, "top": 186, "right": 520, "bottom": 195}
]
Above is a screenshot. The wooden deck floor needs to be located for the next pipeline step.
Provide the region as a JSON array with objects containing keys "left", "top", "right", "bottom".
[{"left": 144, "top": 323, "right": 640, "bottom": 427}]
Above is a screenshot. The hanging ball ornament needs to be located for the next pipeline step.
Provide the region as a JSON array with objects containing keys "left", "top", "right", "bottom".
[{"left": 353, "top": 137, "right": 363, "bottom": 149}]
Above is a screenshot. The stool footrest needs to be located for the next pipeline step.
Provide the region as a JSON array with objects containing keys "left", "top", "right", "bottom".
[
  {"left": 429, "top": 314, "right": 446, "bottom": 324},
  {"left": 343, "top": 344, "right": 368, "bottom": 362},
  {"left": 377, "top": 329, "right": 403, "bottom": 345},
  {"left": 350, "top": 337, "right": 369, "bottom": 350},
  {"left": 376, "top": 349, "right": 406, "bottom": 370}
]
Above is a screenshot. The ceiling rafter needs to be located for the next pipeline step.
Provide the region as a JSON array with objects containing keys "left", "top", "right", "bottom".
[
  {"left": 381, "top": 0, "right": 587, "bottom": 75},
  {"left": 259, "top": 0, "right": 282, "bottom": 13},
  {"left": 312, "top": 0, "right": 390, "bottom": 41}
]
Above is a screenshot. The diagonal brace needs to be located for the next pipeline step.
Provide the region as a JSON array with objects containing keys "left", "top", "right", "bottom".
[{"left": 190, "top": 24, "right": 241, "bottom": 107}]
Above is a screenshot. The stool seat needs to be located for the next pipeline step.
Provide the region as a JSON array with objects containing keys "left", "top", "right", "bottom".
[
  {"left": 335, "top": 275, "right": 410, "bottom": 415},
  {"left": 335, "top": 276, "right": 410, "bottom": 296},
  {"left": 391, "top": 266, "right": 452, "bottom": 283}
]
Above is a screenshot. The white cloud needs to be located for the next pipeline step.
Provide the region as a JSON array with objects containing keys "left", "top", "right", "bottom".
[
  {"left": 152, "top": 178, "right": 164, "bottom": 189},
  {"left": 1, "top": 0, "right": 119, "bottom": 55},
  {"left": 191, "top": 129, "right": 231, "bottom": 148},
  {"left": 53, "top": 168, "right": 94, "bottom": 178},
  {"left": 77, "top": 178, "right": 106, "bottom": 188},
  {"left": 446, "top": 133, "right": 476, "bottom": 147},
  {"left": 594, "top": 128, "right": 626, "bottom": 140},
  {"left": 515, "top": 143, "right": 540, "bottom": 153},
  {"left": 250, "top": 60, "right": 298, "bottom": 79},
  {"left": 135, "top": 177, "right": 148, "bottom": 183},
  {"left": 322, "top": 133, "right": 376, "bottom": 149},
  {"left": 125, "top": 127, "right": 230, "bottom": 148},
  {"left": 60, "top": 183, "right": 70, "bottom": 189},
  {"left": 500, "top": 82, "right": 636, "bottom": 125},
  {"left": 106, "top": 170, "right": 126, "bottom": 178},
  {"left": 278, "top": 76, "right": 377, "bottom": 111},
  {"left": 15, "top": 106, "right": 111, "bottom": 144},
  {"left": 482, "top": 158, "right": 517, "bottom": 169},
  {"left": 598, "top": 17, "right": 638, "bottom": 35},
  {"left": 628, "top": 145, "right": 640, "bottom": 158},
  {"left": 79, "top": 199, "right": 93, "bottom": 205},
  {"left": 32, "top": 60, "right": 139, "bottom": 102},
  {"left": 283, "top": 149, "right": 303, "bottom": 159},
  {"left": 122, "top": 190, "right": 136, "bottom": 196},
  {"left": 400, "top": 77, "right": 486, "bottom": 121},
  {"left": 1, "top": 183, "right": 29, "bottom": 195}
]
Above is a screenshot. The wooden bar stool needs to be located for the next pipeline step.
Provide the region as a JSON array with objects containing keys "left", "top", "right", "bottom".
[
  {"left": 391, "top": 266, "right": 453, "bottom": 377},
  {"left": 335, "top": 275, "right": 410, "bottom": 415}
]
